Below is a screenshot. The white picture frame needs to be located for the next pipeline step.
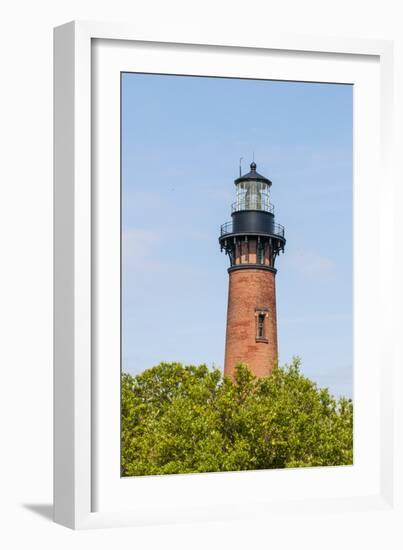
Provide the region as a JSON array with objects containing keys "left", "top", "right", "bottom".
[{"left": 54, "top": 20, "right": 401, "bottom": 534}]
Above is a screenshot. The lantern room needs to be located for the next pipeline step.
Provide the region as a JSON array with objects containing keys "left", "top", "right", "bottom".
[{"left": 233, "top": 161, "right": 273, "bottom": 213}]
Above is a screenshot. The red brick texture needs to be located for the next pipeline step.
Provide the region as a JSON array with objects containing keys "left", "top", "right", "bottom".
[{"left": 224, "top": 268, "right": 278, "bottom": 379}]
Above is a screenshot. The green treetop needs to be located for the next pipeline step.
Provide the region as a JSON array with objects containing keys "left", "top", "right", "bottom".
[{"left": 121, "top": 358, "right": 353, "bottom": 477}]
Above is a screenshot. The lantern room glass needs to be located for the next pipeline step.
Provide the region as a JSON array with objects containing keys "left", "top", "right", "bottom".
[{"left": 234, "top": 180, "right": 272, "bottom": 212}]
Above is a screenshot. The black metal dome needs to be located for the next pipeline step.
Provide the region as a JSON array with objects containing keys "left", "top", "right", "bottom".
[{"left": 234, "top": 162, "right": 272, "bottom": 186}]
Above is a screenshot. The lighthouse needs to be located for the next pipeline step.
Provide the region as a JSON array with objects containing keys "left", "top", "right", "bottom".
[{"left": 219, "top": 162, "right": 286, "bottom": 379}]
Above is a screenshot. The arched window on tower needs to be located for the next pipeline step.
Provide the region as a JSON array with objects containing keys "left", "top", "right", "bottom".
[
  {"left": 257, "top": 314, "right": 265, "bottom": 338},
  {"left": 255, "top": 308, "right": 269, "bottom": 342}
]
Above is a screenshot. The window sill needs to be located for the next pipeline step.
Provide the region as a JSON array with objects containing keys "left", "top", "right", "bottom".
[{"left": 256, "top": 337, "right": 269, "bottom": 343}]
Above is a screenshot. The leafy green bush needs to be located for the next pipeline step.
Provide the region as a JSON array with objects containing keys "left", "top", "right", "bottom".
[{"left": 121, "top": 359, "right": 353, "bottom": 476}]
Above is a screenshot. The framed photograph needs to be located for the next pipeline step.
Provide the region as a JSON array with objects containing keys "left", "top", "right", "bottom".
[{"left": 54, "top": 21, "right": 400, "bottom": 533}]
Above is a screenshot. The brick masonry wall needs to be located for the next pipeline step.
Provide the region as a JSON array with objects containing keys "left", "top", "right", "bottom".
[{"left": 224, "top": 268, "right": 278, "bottom": 379}]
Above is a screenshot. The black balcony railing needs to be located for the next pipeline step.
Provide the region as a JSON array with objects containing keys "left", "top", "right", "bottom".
[
  {"left": 220, "top": 220, "right": 285, "bottom": 238},
  {"left": 220, "top": 221, "right": 233, "bottom": 236}
]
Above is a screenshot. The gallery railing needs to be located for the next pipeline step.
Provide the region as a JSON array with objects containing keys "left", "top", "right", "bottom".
[{"left": 220, "top": 221, "right": 285, "bottom": 238}]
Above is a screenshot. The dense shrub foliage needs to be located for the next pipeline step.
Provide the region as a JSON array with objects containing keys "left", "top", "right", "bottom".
[{"left": 121, "top": 359, "right": 353, "bottom": 476}]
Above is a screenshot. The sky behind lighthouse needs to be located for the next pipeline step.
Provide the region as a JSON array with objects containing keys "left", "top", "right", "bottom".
[{"left": 121, "top": 73, "right": 353, "bottom": 398}]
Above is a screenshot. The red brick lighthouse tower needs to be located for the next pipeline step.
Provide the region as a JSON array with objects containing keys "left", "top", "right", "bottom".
[{"left": 219, "top": 162, "right": 286, "bottom": 379}]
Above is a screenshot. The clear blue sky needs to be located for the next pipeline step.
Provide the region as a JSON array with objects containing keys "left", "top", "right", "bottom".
[{"left": 121, "top": 73, "right": 353, "bottom": 399}]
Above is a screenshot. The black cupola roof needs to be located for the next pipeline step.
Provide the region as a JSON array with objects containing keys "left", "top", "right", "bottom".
[{"left": 234, "top": 162, "right": 272, "bottom": 186}]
